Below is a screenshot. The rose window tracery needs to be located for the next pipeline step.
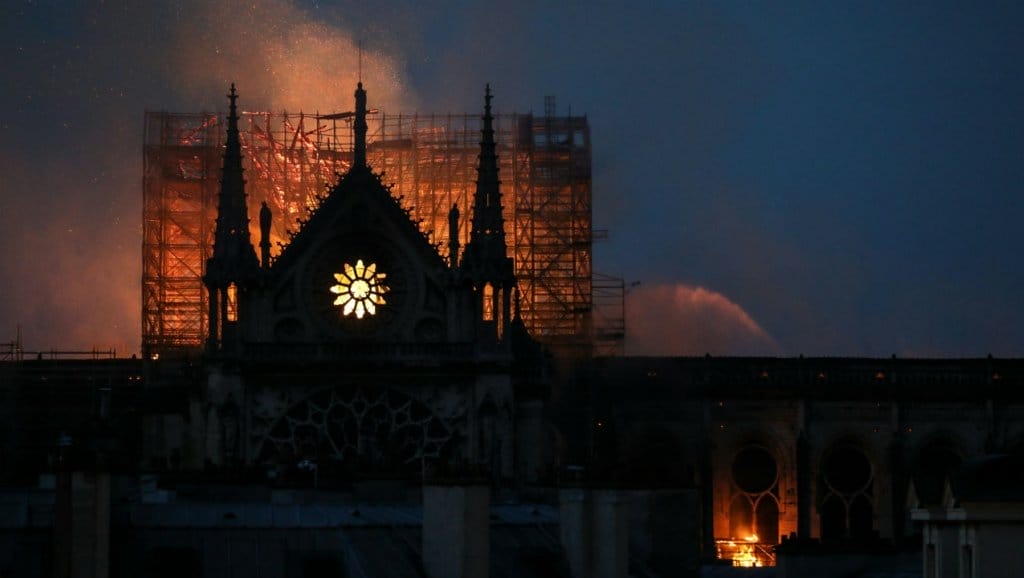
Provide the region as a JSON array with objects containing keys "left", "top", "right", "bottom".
[{"left": 330, "top": 259, "right": 388, "bottom": 319}]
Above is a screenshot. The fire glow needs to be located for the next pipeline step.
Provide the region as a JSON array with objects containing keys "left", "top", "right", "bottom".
[
  {"left": 143, "top": 105, "right": 593, "bottom": 352},
  {"left": 715, "top": 532, "right": 775, "bottom": 568}
]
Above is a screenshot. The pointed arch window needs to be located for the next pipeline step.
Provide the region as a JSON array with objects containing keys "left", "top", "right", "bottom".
[
  {"left": 226, "top": 283, "right": 238, "bottom": 322},
  {"left": 717, "top": 444, "right": 779, "bottom": 567},
  {"left": 819, "top": 444, "right": 875, "bottom": 542},
  {"left": 482, "top": 283, "right": 494, "bottom": 322},
  {"left": 730, "top": 445, "right": 780, "bottom": 544}
]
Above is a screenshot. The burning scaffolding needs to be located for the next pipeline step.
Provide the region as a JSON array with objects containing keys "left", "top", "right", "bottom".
[{"left": 143, "top": 105, "right": 612, "bottom": 355}]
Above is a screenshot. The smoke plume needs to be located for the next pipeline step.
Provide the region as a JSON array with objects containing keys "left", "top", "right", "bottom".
[
  {"left": 165, "top": 0, "right": 413, "bottom": 113},
  {"left": 626, "top": 283, "right": 781, "bottom": 357},
  {"left": 0, "top": 0, "right": 412, "bottom": 353}
]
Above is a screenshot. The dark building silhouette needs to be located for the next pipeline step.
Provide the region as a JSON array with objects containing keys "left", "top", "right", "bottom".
[
  {"left": 191, "top": 83, "right": 541, "bottom": 483},
  {"left": 1, "top": 83, "right": 1023, "bottom": 578}
]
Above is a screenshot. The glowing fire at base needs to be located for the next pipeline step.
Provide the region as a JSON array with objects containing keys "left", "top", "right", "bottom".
[
  {"left": 715, "top": 534, "right": 776, "bottom": 567},
  {"left": 732, "top": 545, "right": 758, "bottom": 568}
]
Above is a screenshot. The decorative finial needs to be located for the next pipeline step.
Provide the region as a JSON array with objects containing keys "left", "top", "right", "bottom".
[
  {"left": 259, "top": 201, "right": 273, "bottom": 269},
  {"left": 353, "top": 82, "right": 368, "bottom": 169}
]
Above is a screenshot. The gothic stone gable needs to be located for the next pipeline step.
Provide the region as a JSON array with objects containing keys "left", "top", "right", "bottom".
[{"left": 251, "top": 169, "right": 460, "bottom": 344}]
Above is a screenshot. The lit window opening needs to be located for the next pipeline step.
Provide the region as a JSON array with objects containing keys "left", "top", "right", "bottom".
[
  {"left": 330, "top": 259, "right": 388, "bottom": 319},
  {"left": 482, "top": 283, "right": 494, "bottom": 321},
  {"left": 716, "top": 445, "right": 779, "bottom": 567},
  {"left": 226, "top": 283, "right": 238, "bottom": 322}
]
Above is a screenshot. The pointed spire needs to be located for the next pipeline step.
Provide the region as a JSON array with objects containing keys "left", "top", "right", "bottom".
[
  {"left": 353, "top": 82, "right": 368, "bottom": 170},
  {"left": 220, "top": 83, "right": 245, "bottom": 225},
  {"left": 462, "top": 85, "right": 516, "bottom": 343},
  {"left": 209, "top": 82, "right": 258, "bottom": 276},
  {"left": 470, "top": 83, "right": 503, "bottom": 243},
  {"left": 205, "top": 83, "right": 259, "bottom": 352}
]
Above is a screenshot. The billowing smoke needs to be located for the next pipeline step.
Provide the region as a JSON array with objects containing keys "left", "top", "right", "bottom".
[
  {"left": 625, "top": 283, "right": 781, "bottom": 357},
  {"left": 3, "top": 1, "right": 1019, "bottom": 357},
  {"left": 0, "top": 0, "right": 412, "bottom": 353},
  {"left": 0, "top": 156, "right": 139, "bottom": 354},
  {"left": 165, "top": 0, "right": 412, "bottom": 113}
]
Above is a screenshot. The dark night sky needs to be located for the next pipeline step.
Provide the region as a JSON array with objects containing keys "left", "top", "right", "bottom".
[{"left": 1, "top": 1, "right": 1022, "bottom": 357}]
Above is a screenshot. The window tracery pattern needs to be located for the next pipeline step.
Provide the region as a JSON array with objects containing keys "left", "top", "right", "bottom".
[
  {"left": 253, "top": 386, "right": 455, "bottom": 468},
  {"left": 819, "top": 444, "right": 874, "bottom": 541},
  {"left": 330, "top": 259, "right": 388, "bottom": 319},
  {"left": 730, "top": 445, "right": 780, "bottom": 544}
]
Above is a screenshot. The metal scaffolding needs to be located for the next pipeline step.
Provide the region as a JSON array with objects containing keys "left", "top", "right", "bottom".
[{"left": 142, "top": 107, "right": 601, "bottom": 356}]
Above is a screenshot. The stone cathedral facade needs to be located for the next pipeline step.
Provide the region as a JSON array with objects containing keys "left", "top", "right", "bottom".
[{"left": 192, "top": 82, "right": 546, "bottom": 484}]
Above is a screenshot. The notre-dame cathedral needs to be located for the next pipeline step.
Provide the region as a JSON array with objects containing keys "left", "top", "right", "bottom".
[
  {"left": 1, "top": 82, "right": 1023, "bottom": 578},
  {"left": 194, "top": 83, "right": 542, "bottom": 485}
]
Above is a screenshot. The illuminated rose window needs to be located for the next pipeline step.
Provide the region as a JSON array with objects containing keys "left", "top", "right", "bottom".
[{"left": 330, "top": 259, "right": 388, "bottom": 319}]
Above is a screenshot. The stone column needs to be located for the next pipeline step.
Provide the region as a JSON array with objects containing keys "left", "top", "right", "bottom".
[
  {"left": 54, "top": 470, "right": 110, "bottom": 578},
  {"left": 592, "top": 490, "right": 628, "bottom": 578},
  {"left": 423, "top": 483, "right": 490, "bottom": 578},
  {"left": 559, "top": 488, "right": 592, "bottom": 578},
  {"left": 797, "top": 431, "right": 811, "bottom": 539}
]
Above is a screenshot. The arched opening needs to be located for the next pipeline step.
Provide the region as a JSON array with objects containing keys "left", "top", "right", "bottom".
[
  {"left": 482, "top": 283, "right": 494, "bottom": 321},
  {"left": 733, "top": 446, "right": 777, "bottom": 494},
  {"left": 819, "top": 442, "right": 874, "bottom": 542},
  {"left": 755, "top": 495, "right": 780, "bottom": 544},
  {"left": 823, "top": 446, "right": 871, "bottom": 493},
  {"left": 849, "top": 494, "right": 874, "bottom": 539},
  {"left": 730, "top": 445, "right": 779, "bottom": 542},
  {"left": 718, "top": 443, "right": 780, "bottom": 567},
  {"left": 819, "top": 495, "right": 847, "bottom": 541},
  {"left": 226, "top": 282, "right": 238, "bottom": 322},
  {"left": 730, "top": 495, "right": 753, "bottom": 539}
]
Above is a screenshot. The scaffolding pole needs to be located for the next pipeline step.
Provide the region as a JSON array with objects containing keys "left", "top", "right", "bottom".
[{"left": 141, "top": 107, "right": 602, "bottom": 357}]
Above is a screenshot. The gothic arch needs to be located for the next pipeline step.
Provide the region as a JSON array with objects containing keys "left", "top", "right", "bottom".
[
  {"left": 813, "top": 431, "right": 883, "bottom": 470},
  {"left": 726, "top": 427, "right": 796, "bottom": 480},
  {"left": 727, "top": 442, "right": 782, "bottom": 543},
  {"left": 816, "top": 436, "right": 877, "bottom": 542}
]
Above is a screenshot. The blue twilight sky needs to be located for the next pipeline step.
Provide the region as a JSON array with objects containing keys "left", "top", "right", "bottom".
[{"left": 0, "top": 1, "right": 1022, "bottom": 357}]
